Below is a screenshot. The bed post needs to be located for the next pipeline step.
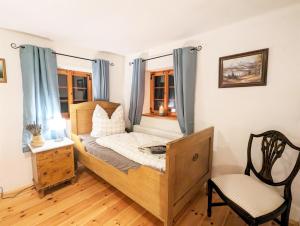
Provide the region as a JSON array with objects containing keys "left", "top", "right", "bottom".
[
  {"left": 165, "top": 142, "right": 175, "bottom": 226},
  {"left": 164, "top": 127, "right": 214, "bottom": 226}
]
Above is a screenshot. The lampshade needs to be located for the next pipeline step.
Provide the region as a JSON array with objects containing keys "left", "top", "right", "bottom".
[
  {"left": 49, "top": 117, "right": 66, "bottom": 130},
  {"left": 48, "top": 117, "right": 66, "bottom": 141}
]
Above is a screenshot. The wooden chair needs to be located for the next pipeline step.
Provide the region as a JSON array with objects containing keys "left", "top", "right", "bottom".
[{"left": 207, "top": 130, "right": 300, "bottom": 226}]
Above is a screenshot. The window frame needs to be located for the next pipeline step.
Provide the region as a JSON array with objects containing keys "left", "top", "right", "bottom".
[
  {"left": 57, "top": 68, "right": 92, "bottom": 118},
  {"left": 149, "top": 69, "right": 176, "bottom": 118}
]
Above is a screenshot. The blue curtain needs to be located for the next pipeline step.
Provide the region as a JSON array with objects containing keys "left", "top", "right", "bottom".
[
  {"left": 128, "top": 58, "right": 146, "bottom": 127},
  {"left": 173, "top": 47, "right": 197, "bottom": 135},
  {"left": 92, "top": 59, "right": 109, "bottom": 101},
  {"left": 20, "top": 45, "right": 61, "bottom": 151}
]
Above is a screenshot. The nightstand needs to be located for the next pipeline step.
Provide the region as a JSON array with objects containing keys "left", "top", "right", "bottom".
[{"left": 29, "top": 138, "right": 75, "bottom": 197}]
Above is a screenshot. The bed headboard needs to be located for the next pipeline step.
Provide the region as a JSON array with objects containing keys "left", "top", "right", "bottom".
[{"left": 70, "top": 101, "right": 120, "bottom": 135}]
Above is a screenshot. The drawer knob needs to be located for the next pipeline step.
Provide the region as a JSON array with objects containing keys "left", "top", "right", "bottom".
[
  {"left": 192, "top": 153, "right": 199, "bottom": 161},
  {"left": 43, "top": 172, "right": 48, "bottom": 176}
]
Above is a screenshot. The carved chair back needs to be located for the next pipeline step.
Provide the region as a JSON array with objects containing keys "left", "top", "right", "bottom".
[{"left": 245, "top": 130, "right": 300, "bottom": 200}]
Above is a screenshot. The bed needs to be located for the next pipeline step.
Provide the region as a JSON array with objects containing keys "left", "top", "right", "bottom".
[{"left": 70, "top": 101, "right": 214, "bottom": 226}]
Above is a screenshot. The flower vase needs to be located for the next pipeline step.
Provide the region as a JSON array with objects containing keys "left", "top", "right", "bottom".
[{"left": 31, "top": 135, "right": 45, "bottom": 147}]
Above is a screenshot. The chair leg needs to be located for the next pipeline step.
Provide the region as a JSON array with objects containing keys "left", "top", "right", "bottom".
[
  {"left": 281, "top": 208, "right": 290, "bottom": 226},
  {"left": 207, "top": 180, "right": 213, "bottom": 217}
]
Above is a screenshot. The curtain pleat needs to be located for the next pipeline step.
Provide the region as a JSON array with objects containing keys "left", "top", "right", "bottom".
[
  {"left": 20, "top": 45, "right": 61, "bottom": 151},
  {"left": 92, "top": 59, "right": 109, "bottom": 101},
  {"left": 128, "top": 58, "right": 146, "bottom": 127},
  {"left": 173, "top": 47, "right": 197, "bottom": 135}
]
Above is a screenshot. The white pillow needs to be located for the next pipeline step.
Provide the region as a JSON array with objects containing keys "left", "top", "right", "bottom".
[{"left": 91, "top": 104, "right": 125, "bottom": 137}]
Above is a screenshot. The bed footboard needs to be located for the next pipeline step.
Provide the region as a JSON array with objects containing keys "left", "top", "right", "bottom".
[{"left": 165, "top": 127, "right": 214, "bottom": 225}]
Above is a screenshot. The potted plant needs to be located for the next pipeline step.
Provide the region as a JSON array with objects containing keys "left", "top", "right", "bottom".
[{"left": 26, "top": 123, "right": 44, "bottom": 147}]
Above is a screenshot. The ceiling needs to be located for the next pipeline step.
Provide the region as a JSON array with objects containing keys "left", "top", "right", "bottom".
[{"left": 0, "top": 0, "right": 298, "bottom": 55}]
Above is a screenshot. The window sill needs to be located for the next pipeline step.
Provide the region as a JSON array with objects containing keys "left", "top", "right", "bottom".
[{"left": 142, "top": 113, "right": 177, "bottom": 120}]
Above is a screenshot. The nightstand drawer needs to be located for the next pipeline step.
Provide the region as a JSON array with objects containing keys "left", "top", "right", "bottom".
[
  {"left": 54, "top": 165, "right": 74, "bottom": 184},
  {"left": 53, "top": 146, "right": 73, "bottom": 160},
  {"left": 37, "top": 153, "right": 73, "bottom": 169},
  {"left": 36, "top": 146, "right": 73, "bottom": 164},
  {"left": 36, "top": 150, "right": 54, "bottom": 161},
  {"left": 39, "top": 165, "right": 74, "bottom": 188}
]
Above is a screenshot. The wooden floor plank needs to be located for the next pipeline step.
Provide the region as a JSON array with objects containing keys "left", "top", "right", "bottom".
[
  {"left": 8, "top": 182, "right": 108, "bottom": 226},
  {"left": 84, "top": 196, "right": 134, "bottom": 226},
  {"left": 0, "top": 177, "right": 97, "bottom": 220},
  {"left": 57, "top": 190, "right": 123, "bottom": 226},
  {"left": 0, "top": 176, "right": 100, "bottom": 224},
  {"left": 36, "top": 186, "right": 116, "bottom": 226},
  {"left": 0, "top": 171, "right": 92, "bottom": 216},
  {"left": 102, "top": 202, "right": 146, "bottom": 226},
  {"left": 0, "top": 169, "right": 298, "bottom": 226},
  {"left": 128, "top": 211, "right": 162, "bottom": 226}
]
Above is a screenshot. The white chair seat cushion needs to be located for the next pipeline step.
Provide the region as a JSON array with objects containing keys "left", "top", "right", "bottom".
[{"left": 212, "top": 174, "right": 285, "bottom": 218}]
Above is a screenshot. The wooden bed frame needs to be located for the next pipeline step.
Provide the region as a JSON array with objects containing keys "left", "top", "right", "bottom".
[{"left": 70, "top": 101, "right": 214, "bottom": 226}]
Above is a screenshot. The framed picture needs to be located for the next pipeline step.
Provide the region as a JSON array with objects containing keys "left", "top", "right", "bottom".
[
  {"left": 0, "top": 58, "right": 7, "bottom": 83},
  {"left": 219, "top": 49, "right": 268, "bottom": 88}
]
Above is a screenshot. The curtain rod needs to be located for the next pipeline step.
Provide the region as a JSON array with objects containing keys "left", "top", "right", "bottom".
[
  {"left": 10, "top": 43, "right": 115, "bottom": 66},
  {"left": 129, "top": 45, "right": 202, "bottom": 66}
]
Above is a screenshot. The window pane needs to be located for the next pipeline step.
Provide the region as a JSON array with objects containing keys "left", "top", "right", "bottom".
[
  {"left": 169, "top": 87, "right": 175, "bottom": 100},
  {"left": 73, "top": 76, "right": 87, "bottom": 88},
  {"left": 154, "top": 100, "right": 164, "bottom": 111},
  {"left": 59, "top": 88, "right": 68, "bottom": 100},
  {"left": 60, "top": 102, "right": 69, "bottom": 113},
  {"left": 168, "top": 74, "right": 176, "bottom": 113},
  {"left": 73, "top": 76, "right": 88, "bottom": 102},
  {"left": 58, "top": 74, "right": 68, "bottom": 115},
  {"left": 168, "top": 100, "right": 176, "bottom": 113},
  {"left": 154, "top": 75, "right": 164, "bottom": 87},
  {"left": 73, "top": 88, "right": 87, "bottom": 102},
  {"left": 154, "top": 88, "right": 164, "bottom": 99},
  {"left": 168, "top": 74, "right": 174, "bottom": 87},
  {"left": 58, "top": 74, "right": 68, "bottom": 87}
]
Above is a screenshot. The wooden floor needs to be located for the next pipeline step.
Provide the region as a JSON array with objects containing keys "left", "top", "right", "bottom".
[{"left": 0, "top": 169, "right": 296, "bottom": 226}]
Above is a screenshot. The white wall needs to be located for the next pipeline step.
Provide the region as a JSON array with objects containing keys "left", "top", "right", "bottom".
[
  {"left": 124, "top": 4, "right": 300, "bottom": 221},
  {"left": 0, "top": 29, "right": 125, "bottom": 193}
]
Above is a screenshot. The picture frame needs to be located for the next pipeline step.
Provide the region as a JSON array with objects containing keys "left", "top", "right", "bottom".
[
  {"left": 0, "top": 58, "right": 7, "bottom": 83},
  {"left": 219, "top": 49, "right": 268, "bottom": 88}
]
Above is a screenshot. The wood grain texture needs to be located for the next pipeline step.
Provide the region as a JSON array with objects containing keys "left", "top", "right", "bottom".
[
  {"left": 31, "top": 145, "right": 75, "bottom": 197},
  {"left": 70, "top": 101, "right": 214, "bottom": 226},
  {"left": 57, "top": 68, "right": 93, "bottom": 118},
  {"left": 1, "top": 169, "right": 298, "bottom": 226},
  {"left": 70, "top": 101, "right": 120, "bottom": 135},
  {"left": 149, "top": 69, "right": 175, "bottom": 116}
]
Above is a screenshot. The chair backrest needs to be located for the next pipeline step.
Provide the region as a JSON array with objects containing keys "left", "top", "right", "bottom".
[{"left": 245, "top": 130, "right": 300, "bottom": 195}]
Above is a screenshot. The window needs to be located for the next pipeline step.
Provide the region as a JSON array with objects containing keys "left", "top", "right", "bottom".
[
  {"left": 58, "top": 69, "right": 92, "bottom": 118},
  {"left": 150, "top": 69, "right": 176, "bottom": 117}
]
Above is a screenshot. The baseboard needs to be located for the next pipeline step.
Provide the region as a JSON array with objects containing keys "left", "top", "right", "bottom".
[{"left": 1, "top": 183, "right": 33, "bottom": 197}]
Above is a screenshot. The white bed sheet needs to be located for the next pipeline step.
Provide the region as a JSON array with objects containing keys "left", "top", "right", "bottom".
[{"left": 96, "top": 132, "right": 172, "bottom": 171}]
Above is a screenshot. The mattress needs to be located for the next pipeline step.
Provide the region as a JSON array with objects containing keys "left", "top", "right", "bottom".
[{"left": 79, "top": 134, "right": 140, "bottom": 173}]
